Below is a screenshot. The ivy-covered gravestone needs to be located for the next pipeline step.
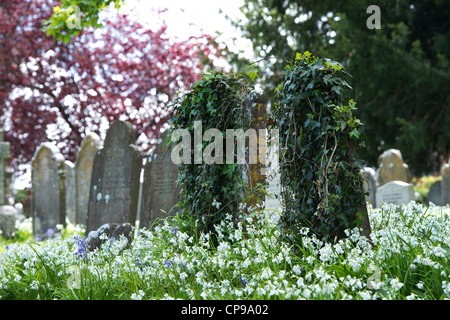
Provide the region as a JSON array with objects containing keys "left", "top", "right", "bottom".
[
  {"left": 169, "top": 71, "right": 252, "bottom": 237},
  {"left": 272, "top": 51, "right": 372, "bottom": 243}
]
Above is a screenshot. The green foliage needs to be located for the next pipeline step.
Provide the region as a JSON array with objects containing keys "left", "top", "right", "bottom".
[
  {"left": 43, "top": 0, "right": 125, "bottom": 43},
  {"left": 272, "top": 51, "right": 367, "bottom": 243},
  {"left": 230, "top": 0, "right": 450, "bottom": 174},
  {"left": 168, "top": 71, "right": 252, "bottom": 238}
]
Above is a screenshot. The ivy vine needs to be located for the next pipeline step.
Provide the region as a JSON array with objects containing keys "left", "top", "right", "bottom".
[
  {"left": 271, "top": 51, "right": 371, "bottom": 244},
  {"left": 168, "top": 71, "right": 253, "bottom": 237}
]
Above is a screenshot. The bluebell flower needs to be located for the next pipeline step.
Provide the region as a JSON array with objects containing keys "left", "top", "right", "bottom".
[
  {"left": 136, "top": 254, "right": 149, "bottom": 272},
  {"left": 74, "top": 236, "right": 90, "bottom": 260},
  {"left": 164, "top": 257, "right": 177, "bottom": 270},
  {"left": 237, "top": 276, "right": 247, "bottom": 287},
  {"left": 170, "top": 226, "right": 179, "bottom": 236}
]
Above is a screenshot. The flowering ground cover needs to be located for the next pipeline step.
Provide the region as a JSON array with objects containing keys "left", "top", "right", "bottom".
[{"left": 1, "top": 202, "right": 450, "bottom": 300}]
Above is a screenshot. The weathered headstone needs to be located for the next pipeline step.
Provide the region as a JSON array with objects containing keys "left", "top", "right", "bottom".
[
  {"left": 441, "top": 164, "right": 450, "bottom": 205},
  {"left": 362, "top": 167, "right": 377, "bottom": 206},
  {"left": 64, "top": 161, "right": 76, "bottom": 224},
  {"left": 375, "top": 180, "right": 415, "bottom": 208},
  {"left": 376, "top": 149, "right": 411, "bottom": 186},
  {"left": 265, "top": 172, "right": 281, "bottom": 211},
  {"left": 0, "top": 205, "right": 20, "bottom": 239},
  {"left": 0, "top": 130, "right": 11, "bottom": 205},
  {"left": 86, "top": 121, "right": 143, "bottom": 234},
  {"left": 75, "top": 133, "right": 101, "bottom": 226},
  {"left": 140, "top": 130, "right": 181, "bottom": 229},
  {"left": 426, "top": 180, "right": 442, "bottom": 206},
  {"left": 31, "top": 142, "right": 66, "bottom": 238},
  {"left": 243, "top": 88, "right": 267, "bottom": 210}
]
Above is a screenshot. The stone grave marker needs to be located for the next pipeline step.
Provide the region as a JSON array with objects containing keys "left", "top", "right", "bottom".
[
  {"left": 243, "top": 88, "right": 267, "bottom": 209},
  {"left": 31, "top": 142, "right": 66, "bottom": 238},
  {"left": 441, "top": 164, "right": 450, "bottom": 205},
  {"left": 362, "top": 167, "right": 377, "bottom": 207},
  {"left": 75, "top": 133, "right": 101, "bottom": 226},
  {"left": 86, "top": 121, "right": 143, "bottom": 234},
  {"left": 0, "top": 130, "right": 10, "bottom": 205},
  {"left": 140, "top": 130, "right": 181, "bottom": 229},
  {"left": 265, "top": 172, "right": 281, "bottom": 212},
  {"left": 64, "top": 161, "right": 76, "bottom": 224},
  {"left": 264, "top": 128, "right": 281, "bottom": 214},
  {"left": 376, "top": 149, "right": 411, "bottom": 186},
  {"left": 375, "top": 180, "right": 415, "bottom": 208},
  {"left": 426, "top": 180, "right": 442, "bottom": 206}
]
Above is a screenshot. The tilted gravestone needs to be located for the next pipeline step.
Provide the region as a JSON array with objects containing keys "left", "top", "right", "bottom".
[
  {"left": 375, "top": 180, "right": 415, "bottom": 208},
  {"left": 441, "top": 164, "right": 450, "bottom": 205},
  {"left": 31, "top": 142, "right": 66, "bottom": 238},
  {"left": 376, "top": 149, "right": 411, "bottom": 186},
  {"left": 86, "top": 121, "right": 143, "bottom": 234},
  {"left": 0, "top": 130, "right": 11, "bottom": 205},
  {"left": 426, "top": 180, "right": 442, "bottom": 206},
  {"left": 75, "top": 133, "right": 101, "bottom": 226},
  {"left": 140, "top": 130, "right": 181, "bottom": 229},
  {"left": 362, "top": 167, "right": 377, "bottom": 207}
]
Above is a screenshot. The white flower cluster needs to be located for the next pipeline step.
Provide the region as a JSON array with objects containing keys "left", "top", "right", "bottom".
[{"left": 1, "top": 201, "right": 450, "bottom": 300}]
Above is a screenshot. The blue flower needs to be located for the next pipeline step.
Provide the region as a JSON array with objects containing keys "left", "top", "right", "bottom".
[
  {"left": 164, "top": 257, "right": 177, "bottom": 270},
  {"left": 237, "top": 276, "right": 247, "bottom": 287},
  {"left": 136, "top": 254, "right": 149, "bottom": 272},
  {"left": 74, "top": 236, "right": 90, "bottom": 260},
  {"left": 170, "top": 226, "right": 179, "bottom": 236}
]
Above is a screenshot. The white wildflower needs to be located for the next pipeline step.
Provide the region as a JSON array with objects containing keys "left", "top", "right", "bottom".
[
  {"left": 130, "top": 290, "right": 145, "bottom": 300},
  {"left": 306, "top": 256, "right": 315, "bottom": 265}
]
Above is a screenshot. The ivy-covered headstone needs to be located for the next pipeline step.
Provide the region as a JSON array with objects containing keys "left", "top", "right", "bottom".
[
  {"left": 272, "top": 51, "right": 372, "bottom": 243},
  {"left": 169, "top": 71, "right": 252, "bottom": 236}
]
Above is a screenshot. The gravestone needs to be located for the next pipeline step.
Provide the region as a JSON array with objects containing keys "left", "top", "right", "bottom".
[
  {"left": 426, "top": 180, "right": 442, "bottom": 206},
  {"left": 362, "top": 167, "right": 377, "bottom": 206},
  {"left": 441, "top": 164, "right": 450, "bottom": 205},
  {"left": 0, "top": 205, "right": 20, "bottom": 239},
  {"left": 86, "top": 121, "right": 143, "bottom": 234},
  {"left": 375, "top": 181, "right": 415, "bottom": 208},
  {"left": 265, "top": 172, "right": 281, "bottom": 211},
  {"left": 376, "top": 149, "right": 411, "bottom": 186},
  {"left": 4, "top": 165, "right": 13, "bottom": 205},
  {"left": 64, "top": 161, "right": 76, "bottom": 224},
  {"left": 243, "top": 88, "right": 267, "bottom": 210},
  {"left": 31, "top": 142, "right": 66, "bottom": 238},
  {"left": 75, "top": 133, "right": 101, "bottom": 226},
  {"left": 264, "top": 128, "right": 281, "bottom": 213},
  {"left": 0, "top": 130, "right": 11, "bottom": 205},
  {"left": 140, "top": 130, "right": 181, "bottom": 229}
]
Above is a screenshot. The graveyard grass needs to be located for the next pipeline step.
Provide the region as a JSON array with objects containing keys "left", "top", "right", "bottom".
[{"left": 1, "top": 202, "right": 450, "bottom": 300}]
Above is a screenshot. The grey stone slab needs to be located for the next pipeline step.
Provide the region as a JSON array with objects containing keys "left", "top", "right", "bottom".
[
  {"left": 140, "top": 130, "right": 181, "bottom": 229},
  {"left": 375, "top": 180, "right": 415, "bottom": 208},
  {"left": 31, "top": 143, "right": 66, "bottom": 238},
  {"left": 86, "top": 121, "right": 144, "bottom": 234},
  {"left": 376, "top": 149, "right": 411, "bottom": 186},
  {"left": 75, "top": 133, "right": 101, "bottom": 226}
]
